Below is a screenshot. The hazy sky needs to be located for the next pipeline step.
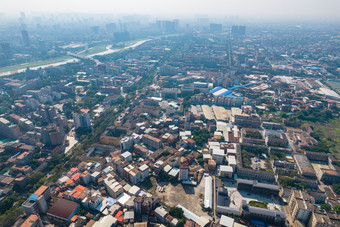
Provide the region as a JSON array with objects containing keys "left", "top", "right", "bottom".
[{"left": 1, "top": 0, "right": 340, "bottom": 20}]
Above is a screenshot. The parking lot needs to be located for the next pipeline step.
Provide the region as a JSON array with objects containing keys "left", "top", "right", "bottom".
[
  {"left": 155, "top": 177, "right": 209, "bottom": 218},
  {"left": 222, "top": 180, "right": 283, "bottom": 211}
]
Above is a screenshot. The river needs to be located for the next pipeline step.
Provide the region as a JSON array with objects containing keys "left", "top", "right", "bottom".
[{"left": 0, "top": 39, "right": 151, "bottom": 77}]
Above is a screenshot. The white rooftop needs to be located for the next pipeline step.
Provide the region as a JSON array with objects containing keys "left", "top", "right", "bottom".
[
  {"left": 228, "top": 156, "right": 236, "bottom": 165},
  {"left": 139, "top": 164, "right": 149, "bottom": 172},
  {"left": 117, "top": 193, "right": 131, "bottom": 206},
  {"left": 220, "top": 215, "right": 234, "bottom": 227},
  {"left": 128, "top": 185, "right": 141, "bottom": 196},
  {"left": 121, "top": 151, "right": 132, "bottom": 159},
  {"left": 220, "top": 165, "right": 233, "bottom": 172},
  {"left": 168, "top": 168, "right": 179, "bottom": 177},
  {"left": 212, "top": 148, "right": 225, "bottom": 156},
  {"left": 93, "top": 216, "right": 117, "bottom": 227},
  {"left": 164, "top": 165, "right": 172, "bottom": 173}
]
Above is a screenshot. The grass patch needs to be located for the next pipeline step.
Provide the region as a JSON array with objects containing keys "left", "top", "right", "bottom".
[
  {"left": 311, "top": 119, "right": 340, "bottom": 159},
  {"left": 0, "top": 56, "right": 73, "bottom": 74},
  {"left": 78, "top": 44, "right": 108, "bottom": 56},
  {"left": 249, "top": 200, "right": 268, "bottom": 209},
  {"left": 140, "top": 176, "right": 157, "bottom": 194}
]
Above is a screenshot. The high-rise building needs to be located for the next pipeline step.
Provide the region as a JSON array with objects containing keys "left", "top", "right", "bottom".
[
  {"left": 90, "top": 26, "right": 100, "bottom": 34},
  {"left": 41, "top": 124, "right": 65, "bottom": 146},
  {"left": 22, "top": 186, "right": 51, "bottom": 215},
  {"left": 231, "top": 25, "right": 246, "bottom": 36},
  {"left": 40, "top": 106, "right": 57, "bottom": 124},
  {"left": 113, "top": 31, "right": 130, "bottom": 42},
  {"left": 106, "top": 23, "right": 117, "bottom": 32},
  {"left": 1, "top": 42, "right": 12, "bottom": 59},
  {"left": 73, "top": 109, "right": 91, "bottom": 130},
  {"left": 156, "top": 20, "right": 179, "bottom": 33},
  {"left": 38, "top": 40, "right": 47, "bottom": 53},
  {"left": 21, "top": 30, "right": 30, "bottom": 46},
  {"left": 210, "top": 23, "right": 222, "bottom": 33},
  {"left": 0, "top": 117, "right": 22, "bottom": 139}
]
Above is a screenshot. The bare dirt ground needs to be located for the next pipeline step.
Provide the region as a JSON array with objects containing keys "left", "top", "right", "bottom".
[{"left": 155, "top": 176, "right": 210, "bottom": 218}]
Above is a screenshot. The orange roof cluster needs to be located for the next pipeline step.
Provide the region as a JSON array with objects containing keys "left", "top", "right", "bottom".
[
  {"left": 74, "top": 185, "right": 86, "bottom": 192},
  {"left": 72, "top": 173, "right": 81, "bottom": 181},
  {"left": 70, "top": 167, "right": 78, "bottom": 173},
  {"left": 65, "top": 179, "right": 74, "bottom": 185},
  {"left": 69, "top": 185, "right": 87, "bottom": 199}
]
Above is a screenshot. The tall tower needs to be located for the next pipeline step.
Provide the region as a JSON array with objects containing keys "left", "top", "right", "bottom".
[
  {"left": 1, "top": 42, "right": 12, "bottom": 59},
  {"left": 21, "top": 30, "right": 30, "bottom": 46}
]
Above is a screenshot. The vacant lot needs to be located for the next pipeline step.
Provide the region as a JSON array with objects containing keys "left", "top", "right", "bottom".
[{"left": 155, "top": 177, "right": 209, "bottom": 217}]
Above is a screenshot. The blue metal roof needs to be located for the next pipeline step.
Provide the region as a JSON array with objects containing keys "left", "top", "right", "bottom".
[
  {"left": 229, "top": 85, "right": 242, "bottom": 90},
  {"left": 220, "top": 90, "right": 233, "bottom": 96},
  {"left": 209, "top": 86, "right": 223, "bottom": 93},
  {"left": 244, "top": 83, "right": 255, "bottom": 87},
  {"left": 29, "top": 194, "right": 39, "bottom": 201}
]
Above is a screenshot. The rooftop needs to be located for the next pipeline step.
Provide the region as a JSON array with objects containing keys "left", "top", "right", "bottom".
[
  {"left": 47, "top": 199, "right": 80, "bottom": 221},
  {"left": 20, "top": 214, "right": 39, "bottom": 227}
]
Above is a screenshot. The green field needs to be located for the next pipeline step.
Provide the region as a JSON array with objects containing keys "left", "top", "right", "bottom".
[
  {"left": 0, "top": 56, "right": 73, "bottom": 74},
  {"left": 79, "top": 44, "right": 109, "bottom": 56},
  {"left": 311, "top": 119, "right": 340, "bottom": 159}
]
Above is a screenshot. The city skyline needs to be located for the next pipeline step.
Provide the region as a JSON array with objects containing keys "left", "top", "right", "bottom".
[{"left": 1, "top": 0, "right": 340, "bottom": 21}]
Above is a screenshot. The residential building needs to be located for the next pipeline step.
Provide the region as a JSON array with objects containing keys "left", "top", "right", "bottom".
[
  {"left": 212, "top": 148, "right": 225, "bottom": 164},
  {"left": 138, "top": 164, "right": 149, "bottom": 182},
  {"left": 219, "top": 165, "right": 233, "bottom": 178},
  {"left": 142, "top": 134, "right": 162, "bottom": 149},
  {"left": 241, "top": 200, "right": 285, "bottom": 226},
  {"left": 294, "top": 154, "right": 316, "bottom": 178},
  {"left": 234, "top": 114, "right": 261, "bottom": 128},
  {"left": 20, "top": 214, "right": 43, "bottom": 227},
  {"left": 73, "top": 110, "right": 91, "bottom": 130},
  {"left": 22, "top": 186, "right": 51, "bottom": 215},
  {"left": 317, "top": 168, "right": 340, "bottom": 183},
  {"left": 237, "top": 179, "right": 279, "bottom": 196},
  {"left": 288, "top": 189, "right": 314, "bottom": 225},
  {"left": 179, "top": 165, "right": 189, "bottom": 181},
  {"left": 0, "top": 117, "right": 21, "bottom": 139}
]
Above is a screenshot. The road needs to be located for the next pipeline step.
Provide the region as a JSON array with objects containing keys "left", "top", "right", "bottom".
[
  {"left": 64, "top": 127, "right": 79, "bottom": 155},
  {"left": 213, "top": 176, "right": 217, "bottom": 222}
]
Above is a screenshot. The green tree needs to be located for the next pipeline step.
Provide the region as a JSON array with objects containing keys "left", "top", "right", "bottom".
[
  {"left": 267, "top": 104, "right": 276, "bottom": 112},
  {"left": 197, "top": 154, "right": 204, "bottom": 165},
  {"left": 192, "top": 129, "right": 211, "bottom": 147},
  {"left": 169, "top": 207, "right": 184, "bottom": 219},
  {"left": 320, "top": 204, "right": 331, "bottom": 211},
  {"left": 0, "top": 196, "right": 16, "bottom": 214},
  {"left": 177, "top": 218, "right": 186, "bottom": 227},
  {"left": 333, "top": 183, "right": 340, "bottom": 195},
  {"left": 333, "top": 205, "right": 340, "bottom": 213}
]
